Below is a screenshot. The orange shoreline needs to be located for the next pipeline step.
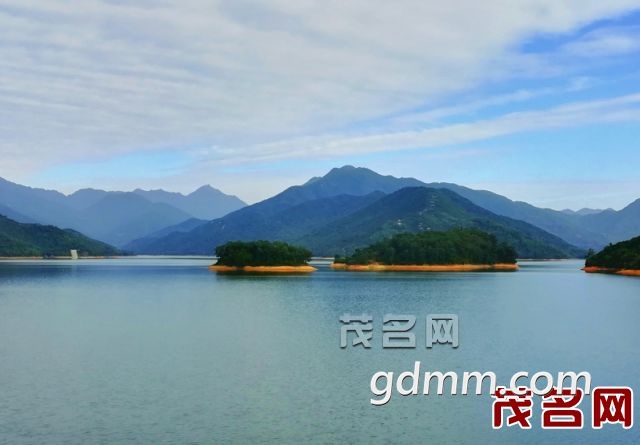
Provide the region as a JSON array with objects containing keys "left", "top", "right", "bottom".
[
  {"left": 330, "top": 263, "right": 518, "bottom": 272},
  {"left": 208, "top": 265, "right": 317, "bottom": 273},
  {"left": 582, "top": 266, "right": 640, "bottom": 277}
]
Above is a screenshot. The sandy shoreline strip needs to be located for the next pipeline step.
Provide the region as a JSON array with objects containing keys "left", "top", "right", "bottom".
[
  {"left": 582, "top": 266, "right": 640, "bottom": 277},
  {"left": 209, "top": 265, "right": 317, "bottom": 273},
  {"left": 330, "top": 263, "right": 518, "bottom": 272}
]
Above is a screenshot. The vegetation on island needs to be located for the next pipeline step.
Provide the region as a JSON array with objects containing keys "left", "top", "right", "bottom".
[
  {"left": 0, "top": 215, "right": 120, "bottom": 257},
  {"left": 215, "top": 240, "right": 312, "bottom": 267},
  {"left": 585, "top": 235, "right": 640, "bottom": 270},
  {"left": 334, "top": 228, "right": 517, "bottom": 265}
]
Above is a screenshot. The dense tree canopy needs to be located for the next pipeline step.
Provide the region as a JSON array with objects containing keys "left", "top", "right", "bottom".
[
  {"left": 215, "top": 240, "right": 312, "bottom": 267},
  {"left": 335, "top": 228, "right": 517, "bottom": 265},
  {"left": 0, "top": 215, "right": 120, "bottom": 257},
  {"left": 585, "top": 235, "right": 640, "bottom": 269}
]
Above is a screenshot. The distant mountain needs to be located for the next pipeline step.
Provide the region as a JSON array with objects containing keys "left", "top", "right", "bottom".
[
  {"left": 130, "top": 166, "right": 582, "bottom": 258},
  {"left": 0, "top": 204, "right": 35, "bottom": 224},
  {"left": 80, "top": 193, "right": 193, "bottom": 247},
  {"left": 133, "top": 185, "right": 245, "bottom": 220},
  {"left": 298, "top": 187, "right": 583, "bottom": 258},
  {"left": 561, "top": 208, "right": 605, "bottom": 216},
  {"left": 66, "top": 188, "right": 110, "bottom": 210},
  {"left": 0, "top": 177, "right": 246, "bottom": 247},
  {"left": 423, "top": 182, "right": 601, "bottom": 248},
  {"left": 3, "top": 167, "right": 638, "bottom": 253},
  {"left": 306, "top": 169, "right": 639, "bottom": 249},
  {"left": 124, "top": 217, "right": 208, "bottom": 249},
  {"left": 299, "top": 165, "right": 424, "bottom": 198},
  {"left": 0, "top": 177, "right": 75, "bottom": 229},
  {"left": 128, "top": 166, "right": 422, "bottom": 254},
  {"left": 128, "top": 192, "right": 385, "bottom": 254},
  {"left": 581, "top": 199, "right": 640, "bottom": 244},
  {"left": 216, "top": 165, "right": 421, "bottom": 220},
  {"left": 0, "top": 215, "right": 120, "bottom": 257}
]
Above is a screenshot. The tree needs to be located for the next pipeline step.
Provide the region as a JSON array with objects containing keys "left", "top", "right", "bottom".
[{"left": 215, "top": 240, "right": 312, "bottom": 266}]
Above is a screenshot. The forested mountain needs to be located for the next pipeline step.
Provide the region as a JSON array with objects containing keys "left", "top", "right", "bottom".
[
  {"left": 0, "top": 215, "right": 120, "bottom": 257},
  {"left": 299, "top": 187, "right": 584, "bottom": 258},
  {"left": 3, "top": 166, "right": 638, "bottom": 255},
  {"left": 127, "top": 192, "right": 385, "bottom": 254}
]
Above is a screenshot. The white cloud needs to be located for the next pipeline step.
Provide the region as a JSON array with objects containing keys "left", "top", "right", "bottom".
[
  {"left": 469, "top": 179, "right": 640, "bottom": 211},
  {"left": 0, "top": 0, "right": 639, "bottom": 180},
  {"left": 202, "top": 92, "right": 640, "bottom": 164},
  {"left": 562, "top": 25, "right": 640, "bottom": 56}
]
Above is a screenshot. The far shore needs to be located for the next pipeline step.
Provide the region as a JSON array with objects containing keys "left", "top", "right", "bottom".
[
  {"left": 582, "top": 266, "right": 640, "bottom": 277},
  {"left": 330, "top": 263, "right": 518, "bottom": 272},
  {"left": 0, "top": 256, "right": 118, "bottom": 260},
  {"left": 209, "top": 264, "right": 317, "bottom": 273}
]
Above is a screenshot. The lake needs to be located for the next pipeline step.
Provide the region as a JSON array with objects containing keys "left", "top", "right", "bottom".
[{"left": 1, "top": 258, "right": 638, "bottom": 444}]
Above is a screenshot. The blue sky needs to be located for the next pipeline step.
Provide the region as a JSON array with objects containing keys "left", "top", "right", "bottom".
[{"left": 1, "top": 1, "right": 640, "bottom": 210}]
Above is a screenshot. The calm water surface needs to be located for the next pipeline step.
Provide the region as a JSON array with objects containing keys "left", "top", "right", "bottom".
[{"left": 0, "top": 258, "right": 638, "bottom": 444}]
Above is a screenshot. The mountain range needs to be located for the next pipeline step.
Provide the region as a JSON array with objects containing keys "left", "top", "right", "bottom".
[
  {"left": 0, "top": 177, "right": 246, "bottom": 247},
  {"left": 2, "top": 166, "right": 639, "bottom": 258},
  {"left": 297, "top": 187, "right": 583, "bottom": 258},
  {"left": 126, "top": 166, "right": 600, "bottom": 258}
]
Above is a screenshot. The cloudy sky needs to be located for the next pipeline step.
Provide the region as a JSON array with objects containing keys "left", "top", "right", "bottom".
[{"left": 2, "top": 0, "right": 640, "bottom": 210}]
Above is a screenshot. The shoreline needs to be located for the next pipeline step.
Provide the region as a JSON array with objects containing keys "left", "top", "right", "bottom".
[
  {"left": 0, "top": 256, "right": 118, "bottom": 260},
  {"left": 582, "top": 266, "right": 640, "bottom": 277},
  {"left": 208, "top": 265, "right": 317, "bottom": 273},
  {"left": 330, "top": 263, "right": 518, "bottom": 272}
]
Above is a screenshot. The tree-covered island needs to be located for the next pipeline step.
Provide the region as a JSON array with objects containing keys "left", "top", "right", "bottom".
[
  {"left": 209, "top": 240, "right": 316, "bottom": 272},
  {"left": 332, "top": 228, "right": 518, "bottom": 271},
  {"left": 584, "top": 235, "right": 640, "bottom": 276}
]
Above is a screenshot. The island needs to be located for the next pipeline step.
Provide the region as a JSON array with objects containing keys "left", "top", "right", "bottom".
[
  {"left": 583, "top": 235, "right": 640, "bottom": 276},
  {"left": 331, "top": 228, "right": 518, "bottom": 272},
  {"left": 209, "top": 240, "right": 317, "bottom": 273}
]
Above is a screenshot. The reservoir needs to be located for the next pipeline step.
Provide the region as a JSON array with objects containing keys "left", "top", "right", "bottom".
[{"left": 1, "top": 258, "right": 638, "bottom": 444}]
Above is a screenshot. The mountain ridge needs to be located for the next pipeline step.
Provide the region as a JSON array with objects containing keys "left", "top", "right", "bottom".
[
  {"left": 0, "top": 177, "right": 246, "bottom": 246},
  {"left": 129, "top": 167, "right": 586, "bottom": 258},
  {"left": 3, "top": 166, "right": 638, "bottom": 253},
  {"left": 298, "top": 186, "right": 583, "bottom": 258}
]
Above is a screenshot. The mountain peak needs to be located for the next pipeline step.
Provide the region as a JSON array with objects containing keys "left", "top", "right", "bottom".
[
  {"left": 324, "top": 165, "right": 372, "bottom": 177},
  {"left": 306, "top": 165, "right": 424, "bottom": 196},
  {"left": 190, "top": 184, "right": 217, "bottom": 195},
  {"left": 620, "top": 198, "right": 640, "bottom": 214}
]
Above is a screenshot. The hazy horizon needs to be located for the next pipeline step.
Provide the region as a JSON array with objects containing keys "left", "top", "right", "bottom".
[{"left": 1, "top": 164, "right": 636, "bottom": 212}]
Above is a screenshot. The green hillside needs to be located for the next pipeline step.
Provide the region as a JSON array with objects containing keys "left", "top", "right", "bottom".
[
  {"left": 125, "top": 167, "right": 587, "bottom": 259},
  {"left": 338, "top": 229, "right": 517, "bottom": 265},
  {"left": 0, "top": 215, "right": 120, "bottom": 257},
  {"left": 127, "top": 192, "right": 384, "bottom": 254},
  {"left": 299, "top": 187, "right": 584, "bottom": 259},
  {"left": 585, "top": 236, "right": 640, "bottom": 270}
]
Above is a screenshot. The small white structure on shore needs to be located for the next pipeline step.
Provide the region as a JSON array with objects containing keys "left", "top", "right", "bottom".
[{"left": 70, "top": 249, "right": 78, "bottom": 260}]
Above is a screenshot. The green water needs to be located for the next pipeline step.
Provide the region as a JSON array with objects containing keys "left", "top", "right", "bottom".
[{"left": 0, "top": 258, "right": 638, "bottom": 444}]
